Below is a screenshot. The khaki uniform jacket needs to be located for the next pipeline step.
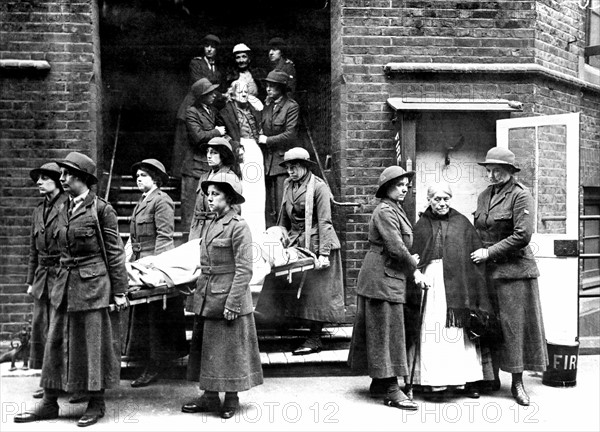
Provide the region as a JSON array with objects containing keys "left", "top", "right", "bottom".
[
  {"left": 356, "top": 199, "right": 416, "bottom": 303},
  {"left": 191, "top": 209, "right": 253, "bottom": 318},
  {"left": 279, "top": 173, "right": 340, "bottom": 255},
  {"left": 182, "top": 105, "right": 223, "bottom": 178},
  {"left": 260, "top": 96, "right": 299, "bottom": 176},
  {"left": 129, "top": 188, "right": 175, "bottom": 260},
  {"left": 54, "top": 192, "right": 128, "bottom": 312},
  {"left": 26, "top": 193, "right": 69, "bottom": 299},
  {"left": 474, "top": 177, "right": 540, "bottom": 280}
]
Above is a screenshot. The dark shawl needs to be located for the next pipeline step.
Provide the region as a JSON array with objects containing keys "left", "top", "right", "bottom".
[{"left": 410, "top": 207, "right": 493, "bottom": 329}]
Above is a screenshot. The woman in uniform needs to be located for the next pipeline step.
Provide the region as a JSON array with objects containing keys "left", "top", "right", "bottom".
[
  {"left": 126, "top": 158, "right": 187, "bottom": 388},
  {"left": 348, "top": 165, "right": 426, "bottom": 411},
  {"left": 182, "top": 172, "right": 263, "bottom": 419},
  {"left": 255, "top": 147, "right": 345, "bottom": 355},
  {"left": 14, "top": 152, "right": 128, "bottom": 427},
  {"left": 471, "top": 147, "right": 548, "bottom": 406}
]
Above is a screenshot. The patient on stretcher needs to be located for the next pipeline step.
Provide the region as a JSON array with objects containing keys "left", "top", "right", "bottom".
[{"left": 126, "top": 226, "right": 309, "bottom": 290}]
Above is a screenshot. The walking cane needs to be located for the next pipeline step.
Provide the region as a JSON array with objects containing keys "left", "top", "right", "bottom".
[{"left": 406, "top": 282, "right": 430, "bottom": 400}]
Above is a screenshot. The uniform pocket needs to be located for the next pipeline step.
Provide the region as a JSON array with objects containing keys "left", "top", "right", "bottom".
[
  {"left": 493, "top": 211, "right": 512, "bottom": 221},
  {"left": 78, "top": 262, "right": 107, "bottom": 279},
  {"left": 74, "top": 227, "right": 95, "bottom": 238},
  {"left": 212, "top": 238, "right": 232, "bottom": 248},
  {"left": 384, "top": 266, "right": 406, "bottom": 281}
]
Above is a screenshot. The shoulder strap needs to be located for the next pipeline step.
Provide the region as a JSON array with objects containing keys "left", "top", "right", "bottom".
[
  {"left": 304, "top": 174, "right": 316, "bottom": 252},
  {"left": 92, "top": 197, "right": 109, "bottom": 267}
]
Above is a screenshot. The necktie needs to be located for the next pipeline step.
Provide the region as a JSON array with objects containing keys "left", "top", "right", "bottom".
[{"left": 68, "top": 199, "right": 75, "bottom": 218}]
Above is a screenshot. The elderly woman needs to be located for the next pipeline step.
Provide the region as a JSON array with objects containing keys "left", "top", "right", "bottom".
[
  {"left": 348, "top": 166, "right": 426, "bottom": 411},
  {"left": 409, "top": 183, "right": 495, "bottom": 399},
  {"left": 255, "top": 147, "right": 345, "bottom": 355},
  {"left": 26, "top": 162, "right": 68, "bottom": 399},
  {"left": 14, "top": 152, "right": 128, "bottom": 427},
  {"left": 189, "top": 137, "right": 241, "bottom": 240},
  {"left": 471, "top": 147, "right": 548, "bottom": 406},
  {"left": 125, "top": 159, "right": 187, "bottom": 388},
  {"left": 182, "top": 172, "right": 263, "bottom": 420}
]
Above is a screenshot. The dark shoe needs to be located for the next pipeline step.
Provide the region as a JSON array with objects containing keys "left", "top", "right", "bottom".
[
  {"left": 369, "top": 379, "right": 388, "bottom": 398},
  {"left": 456, "top": 384, "right": 480, "bottom": 399},
  {"left": 131, "top": 370, "right": 159, "bottom": 388},
  {"left": 77, "top": 412, "right": 104, "bottom": 427},
  {"left": 221, "top": 394, "right": 239, "bottom": 419},
  {"left": 384, "top": 388, "right": 418, "bottom": 411},
  {"left": 292, "top": 336, "right": 323, "bottom": 356},
  {"left": 14, "top": 401, "right": 59, "bottom": 423},
  {"left": 479, "top": 378, "right": 501, "bottom": 394},
  {"left": 69, "top": 393, "right": 90, "bottom": 404},
  {"left": 77, "top": 399, "right": 105, "bottom": 427},
  {"left": 511, "top": 381, "right": 530, "bottom": 406},
  {"left": 32, "top": 388, "right": 45, "bottom": 399},
  {"left": 181, "top": 394, "right": 221, "bottom": 413}
]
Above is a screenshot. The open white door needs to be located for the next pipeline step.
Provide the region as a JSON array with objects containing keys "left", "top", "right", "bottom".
[{"left": 496, "top": 113, "right": 580, "bottom": 344}]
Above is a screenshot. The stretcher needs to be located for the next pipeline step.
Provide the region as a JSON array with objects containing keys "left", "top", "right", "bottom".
[{"left": 110, "top": 250, "right": 318, "bottom": 312}]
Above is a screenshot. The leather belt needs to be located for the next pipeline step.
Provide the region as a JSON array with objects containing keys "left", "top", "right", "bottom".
[
  {"left": 38, "top": 254, "right": 60, "bottom": 266},
  {"left": 60, "top": 253, "right": 103, "bottom": 270},
  {"left": 198, "top": 264, "right": 235, "bottom": 275}
]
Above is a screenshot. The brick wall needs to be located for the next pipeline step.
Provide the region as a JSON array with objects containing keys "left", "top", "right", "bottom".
[
  {"left": 0, "top": 0, "right": 100, "bottom": 339},
  {"left": 333, "top": 0, "right": 600, "bottom": 317}
]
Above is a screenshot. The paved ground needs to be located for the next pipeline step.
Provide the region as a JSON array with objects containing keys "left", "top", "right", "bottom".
[{"left": 1, "top": 355, "right": 599, "bottom": 432}]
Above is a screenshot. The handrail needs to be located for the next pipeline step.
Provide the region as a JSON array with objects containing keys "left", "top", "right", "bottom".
[{"left": 301, "top": 114, "right": 361, "bottom": 208}]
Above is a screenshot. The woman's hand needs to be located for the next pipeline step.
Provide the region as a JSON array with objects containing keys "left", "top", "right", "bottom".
[
  {"left": 411, "top": 254, "right": 420, "bottom": 266},
  {"left": 470, "top": 248, "right": 489, "bottom": 264},
  {"left": 113, "top": 294, "right": 129, "bottom": 312},
  {"left": 413, "top": 269, "right": 430, "bottom": 289},
  {"left": 316, "top": 255, "right": 330, "bottom": 269},
  {"left": 258, "top": 135, "right": 268, "bottom": 145},
  {"left": 224, "top": 308, "right": 239, "bottom": 321},
  {"left": 26, "top": 285, "right": 33, "bottom": 296}
]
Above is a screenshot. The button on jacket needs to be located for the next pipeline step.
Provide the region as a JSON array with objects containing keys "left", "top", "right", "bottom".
[
  {"left": 129, "top": 188, "right": 175, "bottom": 259},
  {"left": 260, "top": 96, "right": 299, "bottom": 176},
  {"left": 474, "top": 177, "right": 540, "bottom": 280},
  {"left": 357, "top": 198, "right": 416, "bottom": 303},
  {"left": 54, "top": 192, "right": 128, "bottom": 312},
  {"left": 182, "top": 105, "right": 223, "bottom": 178},
  {"left": 27, "top": 192, "right": 69, "bottom": 300},
  {"left": 191, "top": 208, "right": 253, "bottom": 318}
]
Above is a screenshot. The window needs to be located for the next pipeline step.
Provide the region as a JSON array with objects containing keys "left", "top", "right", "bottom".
[
  {"left": 582, "top": 187, "right": 600, "bottom": 294},
  {"left": 584, "top": 0, "right": 600, "bottom": 69}
]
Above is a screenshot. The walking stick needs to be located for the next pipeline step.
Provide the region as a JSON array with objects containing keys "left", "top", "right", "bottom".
[{"left": 406, "top": 283, "right": 429, "bottom": 400}]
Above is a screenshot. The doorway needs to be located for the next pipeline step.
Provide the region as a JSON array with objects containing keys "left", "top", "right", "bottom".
[{"left": 98, "top": 0, "right": 331, "bottom": 176}]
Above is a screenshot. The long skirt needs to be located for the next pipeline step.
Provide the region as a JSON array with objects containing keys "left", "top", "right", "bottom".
[
  {"left": 40, "top": 306, "right": 121, "bottom": 392},
  {"left": 347, "top": 295, "right": 409, "bottom": 378},
  {"left": 29, "top": 295, "right": 51, "bottom": 369},
  {"left": 255, "top": 249, "right": 345, "bottom": 323},
  {"left": 122, "top": 295, "right": 188, "bottom": 363},
  {"left": 408, "top": 260, "right": 484, "bottom": 388},
  {"left": 490, "top": 277, "right": 548, "bottom": 373},
  {"left": 186, "top": 314, "right": 263, "bottom": 392}
]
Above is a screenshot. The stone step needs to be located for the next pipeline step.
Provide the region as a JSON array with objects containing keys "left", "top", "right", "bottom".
[{"left": 120, "top": 325, "right": 354, "bottom": 377}]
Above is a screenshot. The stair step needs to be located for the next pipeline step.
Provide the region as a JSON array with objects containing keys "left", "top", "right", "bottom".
[
  {"left": 112, "top": 185, "right": 179, "bottom": 192},
  {"left": 113, "top": 200, "right": 182, "bottom": 206},
  {"left": 117, "top": 215, "right": 182, "bottom": 223}
]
